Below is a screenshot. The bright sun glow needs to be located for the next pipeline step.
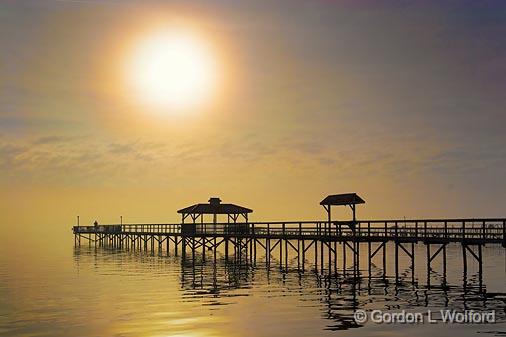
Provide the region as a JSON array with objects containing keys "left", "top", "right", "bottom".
[{"left": 127, "top": 28, "right": 217, "bottom": 113}]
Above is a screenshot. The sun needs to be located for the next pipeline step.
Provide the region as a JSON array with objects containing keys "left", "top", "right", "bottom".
[{"left": 126, "top": 27, "right": 217, "bottom": 113}]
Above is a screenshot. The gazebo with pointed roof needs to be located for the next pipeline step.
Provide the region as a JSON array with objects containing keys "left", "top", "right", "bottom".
[
  {"left": 178, "top": 197, "right": 252, "bottom": 224},
  {"left": 320, "top": 193, "right": 365, "bottom": 232}
]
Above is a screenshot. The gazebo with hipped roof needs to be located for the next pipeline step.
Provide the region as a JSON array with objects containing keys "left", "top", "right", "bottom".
[
  {"left": 320, "top": 193, "right": 365, "bottom": 233},
  {"left": 177, "top": 197, "right": 253, "bottom": 235}
]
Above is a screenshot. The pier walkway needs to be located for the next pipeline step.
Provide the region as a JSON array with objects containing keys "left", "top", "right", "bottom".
[{"left": 73, "top": 218, "right": 506, "bottom": 245}]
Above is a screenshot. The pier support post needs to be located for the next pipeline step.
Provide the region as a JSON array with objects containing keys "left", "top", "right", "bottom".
[
  {"left": 202, "top": 237, "right": 206, "bottom": 262},
  {"left": 342, "top": 242, "right": 346, "bottom": 275},
  {"left": 503, "top": 220, "right": 506, "bottom": 248},
  {"left": 426, "top": 243, "right": 431, "bottom": 288},
  {"left": 285, "top": 239, "right": 288, "bottom": 271},
  {"left": 297, "top": 240, "right": 301, "bottom": 270},
  {"left": 334, "top": 241, "right": 338, "bottom": 276},
  {"left": 368, "top": 242, "right": 371, "bottom": 277},
  {"left": 382, "top": 242, "right": 386, "bottom": 278},
  {"left": 301, "top": 240, "right": 305, "bottom": 271},
  {"left": 279, "top": 239, "right": 283, "bottom": 269},
  {"left": 250, "top": 239, "right": 253, "bottom": 264},
  {"left": 355, "top": 241, "right": 360, "bottom": 278},
  {"left": 314, "top": 240, "right": 318, "bottom": 272},
  {"left": 462, "top": 243, "right": 467, "bottom": 280},
  {"left": 395, "top": 242, "right": 399, "bottom": 283},
  {"left": 443, "top": 243, "right": 447, "bottom": 285},
  {"left": 182, "top": 237, "right": 186, "bottom": 259},
  {"left": 478, "top": 244, "right": 483, "bottom": 290},
  {"left": 213, "top": 238, "right": 217, "bottom": 262},
  {"left": 327, "top": 242, "right": 332, "bottom": 275},
  {"left": 320, "top": 240, "right": 324, "bottom": 273},
  {"left": 426, "top": 242, "right": 448, "bottom": 288},
  {"left": 192, "top": 238, "right": 196, "bottom": 260},
  {"left": 266, "top": 239, "right": 270, "bottom": 266},
  {"left": 462, "top": 243, "right": 483, "bottom": 290},
  {"left": 394, "top": 242, "right": 416, "bottom": 283},
  {"left": 411, "top": 243, "right": 415, "bottom": 283}
]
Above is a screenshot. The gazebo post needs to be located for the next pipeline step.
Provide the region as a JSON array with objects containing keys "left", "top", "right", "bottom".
[
  {"left": 350, "top": 204, "right": 356, "bottom": 235},
  {"left": 213, "top": 212, "right": 217, "bottom": 234},
  {"left": 327, "top": 205, "right": 331, "bottom": 235}
]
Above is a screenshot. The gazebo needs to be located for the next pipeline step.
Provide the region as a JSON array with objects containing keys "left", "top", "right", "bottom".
[
  {"left": 177, "top": 197, "right": 253, "bottom": 235},
  {"left": 320, "top": 193, "right": 365, "bottom": 233}
]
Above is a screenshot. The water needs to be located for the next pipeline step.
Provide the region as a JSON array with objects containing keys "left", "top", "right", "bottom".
[{"left": 0, "top": 236, "right": 505, "bottom": 337}]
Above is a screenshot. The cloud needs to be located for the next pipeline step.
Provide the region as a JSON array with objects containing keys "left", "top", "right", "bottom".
[
  {"left": 108, "top": 142, "right": 136, "bottom": 155},
  {"left": 33, "top": 136, "right": 69, "bottom": 145},
  {"left": 1, "top": 124, "right": 505, "bottom": 192}
]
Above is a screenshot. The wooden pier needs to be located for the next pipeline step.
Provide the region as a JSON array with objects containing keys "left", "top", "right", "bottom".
[
  {"left": 73, "top": 219, "right": 505, "bottom": 283},
  {"left": 72, "top": 194, "right": 506, "bottom": 287}
]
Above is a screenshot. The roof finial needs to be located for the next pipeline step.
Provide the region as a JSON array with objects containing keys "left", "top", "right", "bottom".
[{"left": 209, "top": 197, "right": 222, "bottom": 206}]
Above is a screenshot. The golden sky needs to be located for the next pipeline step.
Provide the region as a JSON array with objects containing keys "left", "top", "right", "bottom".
[{"left": 1, "top": 0, "right": 506, "bottom": 235}]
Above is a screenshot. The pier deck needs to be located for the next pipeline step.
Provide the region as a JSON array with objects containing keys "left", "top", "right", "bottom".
[{"left": 73, "top": 218, "right": 506, "bottom": 245}]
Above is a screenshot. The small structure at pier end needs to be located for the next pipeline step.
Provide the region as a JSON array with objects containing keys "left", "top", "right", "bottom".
[
  {"left": 177, "top": 197, "right": 253, "bottom": 235},
  {"left": 320, "top": 193, "right": 365, "bottom": 232}
]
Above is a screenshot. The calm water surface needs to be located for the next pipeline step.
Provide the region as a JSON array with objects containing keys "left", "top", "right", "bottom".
[{"left": 0, "top": 234, "right": 505, "bottom": 337}]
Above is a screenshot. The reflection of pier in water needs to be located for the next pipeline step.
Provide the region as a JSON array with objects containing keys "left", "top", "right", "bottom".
[{"left": 73, "top": 245, "right": 506, "bottom": 331}]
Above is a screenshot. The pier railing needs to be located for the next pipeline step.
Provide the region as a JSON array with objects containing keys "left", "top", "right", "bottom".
[{"left": 73, "top": 218, "right": 506, "bottom": 244}]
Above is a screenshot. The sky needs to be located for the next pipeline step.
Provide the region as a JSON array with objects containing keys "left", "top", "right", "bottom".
[{"left": 1, "top": 0, "right": 506, "bottom": 236}]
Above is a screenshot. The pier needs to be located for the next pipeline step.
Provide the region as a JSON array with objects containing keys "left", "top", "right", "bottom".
[{"left": 73, "top": 194, "right": 506, "bottom": 287}]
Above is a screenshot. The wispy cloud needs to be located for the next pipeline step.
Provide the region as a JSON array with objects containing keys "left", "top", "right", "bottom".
[{"left": 2, "top": 128, "right": 504, "bottom": 189}]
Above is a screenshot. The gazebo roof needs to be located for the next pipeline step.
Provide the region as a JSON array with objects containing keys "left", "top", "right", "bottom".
[
  {"left": 177, "top": 197, "right": 253, "bottom": 215},
  {"left": 320, "top": 193, "right": 365, "bottom": 206}
]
